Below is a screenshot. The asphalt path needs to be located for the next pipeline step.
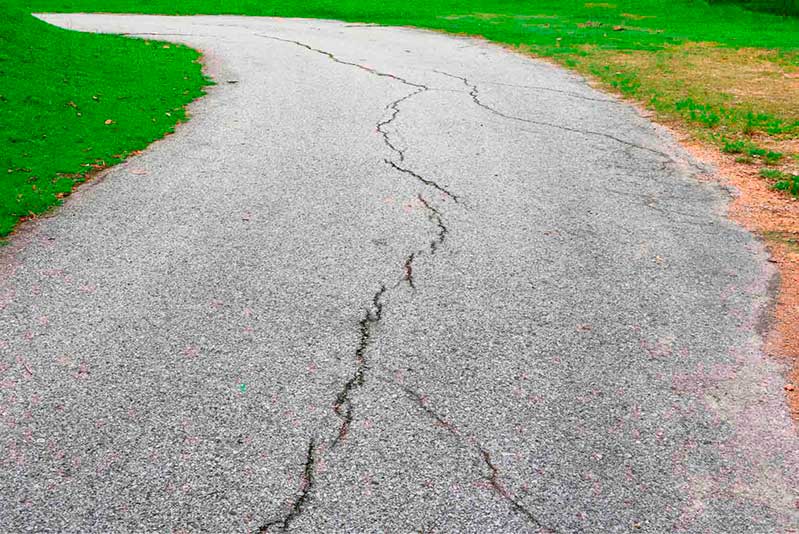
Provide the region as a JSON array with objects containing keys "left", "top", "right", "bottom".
[{"left": 1, "top": 13, "right": 797, "bottom": 532}]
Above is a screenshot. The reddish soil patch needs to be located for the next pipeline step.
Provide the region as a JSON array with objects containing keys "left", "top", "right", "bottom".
[{"left": 667, "top": 129, "right": 799, "bottom": 419}]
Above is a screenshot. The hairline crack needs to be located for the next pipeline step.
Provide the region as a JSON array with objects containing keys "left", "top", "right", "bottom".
[
  {"left": 385, "top": 378, "right": 557, "bottom": 533},
  {"left": 433, "top": 69, "right": 698, "bottom": 170}
]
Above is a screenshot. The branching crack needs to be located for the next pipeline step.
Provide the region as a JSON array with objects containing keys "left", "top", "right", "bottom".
[
  {"left": 395, "top": 194, "right": 448, "bottom": 293},
  {"left": 386, "top": 160, "right": 460, "bottom": 204},
  {"left": 253, "top": 35, "right": 465, "bottom": 531},
  {"left": 257, "top": 34, "right": 462, "bottom": 204},
  {"left": 388, "top": 380, "right": 556, "bottom": 533},
  {"left": 377, "top": 88, "right": 427, "bottom": 163},
  {"left": 258, "top": 439, "right": 317, "bottom": 533},
  {"left": 375, "top": 88, "right": 461, "bottom": 205},
  {"left": 434, "top": 69, "right": 682, "bottom": 165}
]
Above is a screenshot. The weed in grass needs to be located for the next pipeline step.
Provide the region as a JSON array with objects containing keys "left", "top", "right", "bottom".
[
  {"left": 676, "top": 98, "right": 722, "bottom": 128},
  {"left": 765, "top": 151, "right": 784, "bottom": 164},
  {"left": 760, "top": 168, "right": 799, "bottom": 196},
  {"left": 723, "top": 139, "right": 748, "bottom": 154},
  {"left": 774, "top": 176, "right": 799, "bottom": 195},
  {"left": 760, "top": 168, "right": 786, "bottom": 180}
]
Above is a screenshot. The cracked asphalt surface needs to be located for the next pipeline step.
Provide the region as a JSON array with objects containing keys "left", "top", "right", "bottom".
[{"left": 2, "top": 14, "right": 798, "bottom": 533}]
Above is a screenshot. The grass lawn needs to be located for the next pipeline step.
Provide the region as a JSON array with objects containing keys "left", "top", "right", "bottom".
[
  {"left": 0, "top": 7, "right": 209, "bottom": 236},
  {"left": 2, "top": 0, "right": 798, "bottom": 236}
]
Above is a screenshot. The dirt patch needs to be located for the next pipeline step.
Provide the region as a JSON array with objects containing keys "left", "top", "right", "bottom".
[
  {"left": 621, "top": 13, "right": 654, "bottom": 20},
  {"left": 595, "top": 43, "right": 799, "bottom": 125},
  {"left": 666, "top": 128, "right": 799, "bottom": 419},
  {"left": 584, "top": 2, "right": 617, "bottom": 9}
]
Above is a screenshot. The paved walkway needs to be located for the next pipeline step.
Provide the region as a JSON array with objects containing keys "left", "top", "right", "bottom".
[{"left": 1, "top": 14, "right": 797, "bottom": 532}]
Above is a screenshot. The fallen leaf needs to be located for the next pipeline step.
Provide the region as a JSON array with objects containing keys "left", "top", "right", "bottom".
[{"left": 129, "top": 169, "right": 148, "bottom": 176}]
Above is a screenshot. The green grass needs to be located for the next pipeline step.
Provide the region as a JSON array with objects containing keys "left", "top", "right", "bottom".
[
  {"left": 0, "top": 8, "right": 208, "bottom": 236},
  {"left": 3, "top": 0, "right": 799, "bottom": 235},
  {"left": 17, "top": 0, "right": 799, "bottom": 51},
  {"left": 760, "top": 168, "right": 799, "bottom": 195},
  {"left": 722, "top": 138, "right": 784, "bottom": 163},
  {"left": 709, "top": 0, "right": 799, "bottom": 16}
]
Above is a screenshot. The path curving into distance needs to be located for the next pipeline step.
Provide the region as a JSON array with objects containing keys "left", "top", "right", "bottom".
[{"left": 1, "top": 14, "right": 797, "bottom": 532}]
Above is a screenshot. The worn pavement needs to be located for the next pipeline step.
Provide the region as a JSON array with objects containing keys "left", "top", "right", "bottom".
[{"left": 1, "top": 14, "right": 797, "bottom": 532}]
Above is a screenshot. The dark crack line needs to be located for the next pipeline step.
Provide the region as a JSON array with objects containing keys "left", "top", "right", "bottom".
[
  {"left": 256, "top": 33, "right": 463, "bottom": 205},
  {"left": 251, "top": 34, "right": 463, "bottom": 531},
  {"left": 480, "top": 450, "right": 554, "bottom": 532},
  {"left": 332, "top": 284, "right": 387, "bottom": 446},
  {"left": 403, "top": 252, "right": 417, "bottom": 289},
  {"left": 375, "top": 86, "right": 462, "bottom": 205},
  {"left": 256, "top": 34, "right": 426, "bottom": 89},
  {"left": 386, "top": 160, "right": 460, "bottom": 204},
  {"left": 258, "top": 439, "right": 317, "bottom": 533},
  {"left": 377, "top": 88, "right": 427, "bottom": 163},
  {"left": 416, "top": 194, "right": 448, "bottom": 255},
  {"left": 397, "top": 193, "right": 449, "bottom": 290},
  {"left": 385, "top": 379, "right": 556, "bottom": 533},
  {"left": 434, "top": 69, "right": 686, "bottom": 166}
]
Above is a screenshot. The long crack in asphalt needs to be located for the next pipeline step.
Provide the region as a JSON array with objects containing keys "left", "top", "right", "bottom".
[
  {"left": 433, "top": 69, "right": 693, "bottom": 169},
  {"left": 253, "top": 35, "right": 494, "bottom": 531}
]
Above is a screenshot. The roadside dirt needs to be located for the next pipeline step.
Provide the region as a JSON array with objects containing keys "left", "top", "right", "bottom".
[{"left": 657, "top": 122, "right": 799, "bottom": 420}]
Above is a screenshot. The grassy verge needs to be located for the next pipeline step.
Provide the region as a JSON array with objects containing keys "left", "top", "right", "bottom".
[
  {"left": 2, "top": 0, "right": 798, "bottom": 237},
  {"left": 0, "top": 7, "right": 208, "bottom": 236}
]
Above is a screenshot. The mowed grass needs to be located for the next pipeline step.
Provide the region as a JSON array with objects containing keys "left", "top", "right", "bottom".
[
  {"left": 0, "top": 8, "right": 208, "bottom": 236},
  {"left": 2, "top": 1, "right": 799, "bottom": 235}
]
